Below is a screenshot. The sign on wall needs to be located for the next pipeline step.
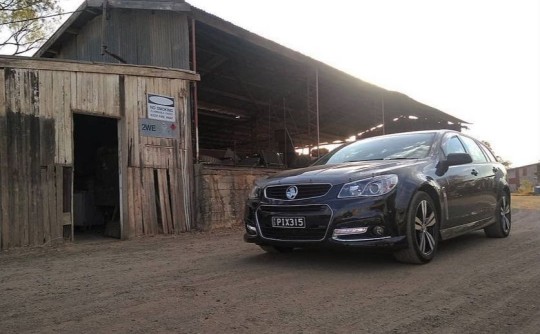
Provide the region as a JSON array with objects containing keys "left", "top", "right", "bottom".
[
  {"left": 139, "top": 118, "right": 179, "bottom": 139},
  {"left": 147, "top": 93, "right": 176, "bottom": 122}
]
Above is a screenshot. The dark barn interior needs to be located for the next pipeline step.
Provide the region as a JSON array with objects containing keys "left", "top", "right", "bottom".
[{"left": 73, "top": 114, "right": 120, "bottom": 239}]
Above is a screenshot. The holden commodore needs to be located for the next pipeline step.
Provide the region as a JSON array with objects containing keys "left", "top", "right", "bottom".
[{"left": 243, "top": 130, "right": 511, "bottom": 264}]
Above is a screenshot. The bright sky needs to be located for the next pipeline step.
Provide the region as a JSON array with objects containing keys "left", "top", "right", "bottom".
[{"left": 59, "top": 0, "right": 540, "bottom": 167}]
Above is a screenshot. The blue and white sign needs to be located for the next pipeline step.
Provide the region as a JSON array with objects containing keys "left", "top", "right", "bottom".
[{"left": 147, "top": 94, "right": 176, "bottom": 122}]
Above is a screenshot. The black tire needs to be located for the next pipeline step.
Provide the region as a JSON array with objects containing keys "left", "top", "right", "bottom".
[
  {"left": 484, "top": 193, "right": 511, "bottom": 238},
  {"left": 259, "top": 245, "right": 294, "bottom": 253},
  {"left": 393, "top": 191, "right": 440, "bottom": 264}
]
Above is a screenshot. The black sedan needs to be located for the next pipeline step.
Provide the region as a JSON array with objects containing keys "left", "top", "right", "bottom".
[{"left": 244, "top": 130, "right": 511, "bottom": 264}]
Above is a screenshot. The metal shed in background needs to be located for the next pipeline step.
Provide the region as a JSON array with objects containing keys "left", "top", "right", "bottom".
[
  {"left": 0, "top": 56, "right": 199, "bottom": 250},
  {"left": 33, "top": 0, "right": 466, "bottom": 232},
  {"left": 37, "top": 1, "right": 465, "bottom": 152}
]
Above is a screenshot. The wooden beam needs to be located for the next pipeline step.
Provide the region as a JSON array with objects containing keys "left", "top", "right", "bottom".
[
  {"left": 102, "top": 0, "right": 191, "bottom": 11},
  {"left": 0, "top": 56, "right": 200, "bottom": 81},
  {"left": 65, "top": 28, "right": 80, "bottom": 35}
]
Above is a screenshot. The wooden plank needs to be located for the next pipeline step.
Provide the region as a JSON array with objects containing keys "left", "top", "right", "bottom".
[
  {"left": 47, "top": 166, "right": 57, "bottom": 245},
  {"left": 39, "top": 71, "right": 56, "bottom": 167},
  {"left": 0, "top": 56, "right": 200, "bottom": 81},
  {"left": 45, "top": 166, "right": 56, "bottom": 245},
  {"left": 52, "top": 71, "right": 72, "bottom": 165},
  {"left": 6, "top": 91, "right": 21, "bottom": 247},
  {"left": 0, "top": 69, "right": 9, "bottom": 249},
  {"left": 0, "top": 69, "right": 4, "bottom": 117},
  {"left": 105, "top": 0, "right": 191, "bottom": 11},
  {"left": 123, "top": 76, "right": 135, "bottom": 167},
  {"left": 169, "top": 167, "right": 185, "bottom": 233},
  {"left": 140, "top": 168, "right": 150, "bottom": 234},
  {"left": 29, "top": 113, "right": 41, "bottom": 246},
  {"left": 117, "top": 77, "right": 130, "bottom": 240},
  {"left": 143, "top": 168, "right": 158, "bottom": 234},
  {"left": 54, "top": 165, "right": 63, "bottom": 245},
  {"left": 126, "top": 167, "right": 136, "bottom": 238},
  {"left": 141, "top": 77, "right": 153, "bottom": 168},
  {"left": 20, "top": 88, "right": 30, "bottom": 246},
  {"left": 39, "top": 70, "right": 52, "bottom": 125},
  {"left": 133, "top": 168, "right": 144, "bottom": 235},
  {"left": 52, "top": 71, "right": 63, "bottom": 165},
  {"left": 108, "top": 74, "right": 121, "bottom": 117},
  {"left": 71, "top": 73, "right": 120, "bottom": 117},
  {"left": 157, "top": 170, "right": 168, "bottom": 234},
  {"left": 158, "top": 169, "right": 173, "bottom": 234},
  {"left": 40, "top": 167, "right": 49, "bottom": 245},
  {"left": 62, "top": 72, "right": 73, "bottom": 165},
  {"left": 29, "top": 73, "right": 41, "bottom": 244},
  {"left": 38, "top": 70, "right": 54, "bottom": 119},
  {"left": 70, "top": 71, "right": 77, "bottom": 116}
]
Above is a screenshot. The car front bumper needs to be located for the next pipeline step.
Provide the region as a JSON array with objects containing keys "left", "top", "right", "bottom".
[{"left": 243, "top": 193, "right": 409, "bottom": 250}]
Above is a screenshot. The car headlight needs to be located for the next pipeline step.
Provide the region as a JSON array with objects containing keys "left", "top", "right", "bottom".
[
  {"left": 338, "top": 174, "right": 398, "bottom": 198},
  {"left": 248, "top": 185, "right": 262, "bottom": 199}
]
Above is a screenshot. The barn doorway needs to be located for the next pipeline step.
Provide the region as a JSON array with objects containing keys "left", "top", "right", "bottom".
[{"left": 73, "top": 114, "right": 120, "bottom": 240}]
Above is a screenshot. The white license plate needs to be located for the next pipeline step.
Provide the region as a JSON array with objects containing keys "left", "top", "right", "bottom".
[{"left": 271, "top": 217, "right": 306, "bottom": 228}]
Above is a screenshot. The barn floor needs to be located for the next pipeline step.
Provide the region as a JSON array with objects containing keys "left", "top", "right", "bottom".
[{"left": 0, "top": 196, "right": 539, "bottom": 334}]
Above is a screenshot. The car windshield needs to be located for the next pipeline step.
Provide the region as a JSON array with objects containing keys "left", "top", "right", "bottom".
[{"left": 316, "top": 132, "right": 436, "bottom": 165}]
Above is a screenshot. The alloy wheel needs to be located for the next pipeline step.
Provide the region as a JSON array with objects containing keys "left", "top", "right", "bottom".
[
  {"left": 500, "top": 196, "right": 511, "bottom": 233},
  {"left": 414, "top": 200, "right": 437, "bottom": 255}
]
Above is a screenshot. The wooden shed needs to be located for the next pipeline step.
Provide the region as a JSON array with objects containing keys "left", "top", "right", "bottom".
[{"left": 0, "top": 56, "right": 199, "bottom": 250}]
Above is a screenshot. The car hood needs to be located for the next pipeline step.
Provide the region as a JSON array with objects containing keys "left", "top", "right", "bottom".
[{"left": 260, "top": 160, "right": 425, "bottom": 186}]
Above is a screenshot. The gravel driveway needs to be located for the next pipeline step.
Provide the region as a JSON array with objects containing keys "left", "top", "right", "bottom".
[{"left": 1, "top": 196, "right": 539, "bottom": 333}]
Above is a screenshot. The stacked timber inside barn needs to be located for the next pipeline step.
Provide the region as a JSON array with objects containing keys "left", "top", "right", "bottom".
[{"left": 0, "top": 56, "right": 199, "bottom": 250}]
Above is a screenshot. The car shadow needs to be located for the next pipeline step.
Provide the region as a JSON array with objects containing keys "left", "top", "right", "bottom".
[
  {"left": 237, "top": 230, "right": 493, "bottom": 271},
  {"left": 239, "top": 247, "right": 400, "bottom": 272}
]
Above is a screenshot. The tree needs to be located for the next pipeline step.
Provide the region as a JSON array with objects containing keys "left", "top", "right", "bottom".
[
  {"left": 0, "top": 0, "right": 62, "bottom": 55},
  {"left": 481, "top": 140, "right": 511, "bottom": 168}
]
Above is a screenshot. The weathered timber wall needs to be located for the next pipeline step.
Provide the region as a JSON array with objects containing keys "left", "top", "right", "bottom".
[
  {"left": 195, "top": 165, "right": 278, "bottom": 230},
  {"left": 122, "top": 76, "right": 193, "bottom": 237},
  {"left": 0, "top": 57, "right": 199, "bottom": 250},
  {"left": 0, "top": 68, "right": 73, "bottom": 249}
]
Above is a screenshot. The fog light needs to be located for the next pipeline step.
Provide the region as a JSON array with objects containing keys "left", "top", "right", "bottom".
[
  {"left": 333, "top": 227, "right": 368, "bottom": 237},
  {"left": 373, "top": 226, "right": 385, "bottom": 236},
  {"left": 246, "top": 224, "right": 257, "bottom": 234}
]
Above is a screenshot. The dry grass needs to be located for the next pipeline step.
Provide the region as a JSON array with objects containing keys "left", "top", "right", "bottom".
[{"left": 512, "top": 195, "right": 540, "bottom": 210}]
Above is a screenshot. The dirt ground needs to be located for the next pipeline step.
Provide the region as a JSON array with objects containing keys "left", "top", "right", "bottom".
[{"left": 1, "top": 196, "right": 539, "bottom": 334}]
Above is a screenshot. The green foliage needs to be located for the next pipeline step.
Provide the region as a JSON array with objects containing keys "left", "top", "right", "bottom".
[{"left": 0, "top": 0, "right": 62, "bottom": 55}]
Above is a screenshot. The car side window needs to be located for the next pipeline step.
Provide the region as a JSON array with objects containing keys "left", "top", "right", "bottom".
[
  {"left": 460, "top": 136, "right": 488, "bottom": 163},
  {"left": 442, "top": 135, "right": 467, "bottom": 156},
  {"left": 479, "top": 143, "right": 497, "bottom": 162}
]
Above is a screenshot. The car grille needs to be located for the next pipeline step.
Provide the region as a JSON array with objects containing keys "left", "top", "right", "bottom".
[
  {"left": 265, "top": 184, "right": 332, "bottom": 200},
  {"left": 257, "top": 205, "right": 332, "bottom": 241}
]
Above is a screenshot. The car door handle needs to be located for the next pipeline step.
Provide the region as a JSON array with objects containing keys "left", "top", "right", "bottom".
[{"left": 471, "top": 169, "right": 479, "bottom": 176}]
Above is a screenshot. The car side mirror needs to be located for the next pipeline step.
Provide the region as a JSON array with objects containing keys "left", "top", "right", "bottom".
[
  {"left": 436, "top": 153, "right": 473, "bottom": 176},
  {"left": 446, "top": 153, "right": 473, "bottom": 166}
]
